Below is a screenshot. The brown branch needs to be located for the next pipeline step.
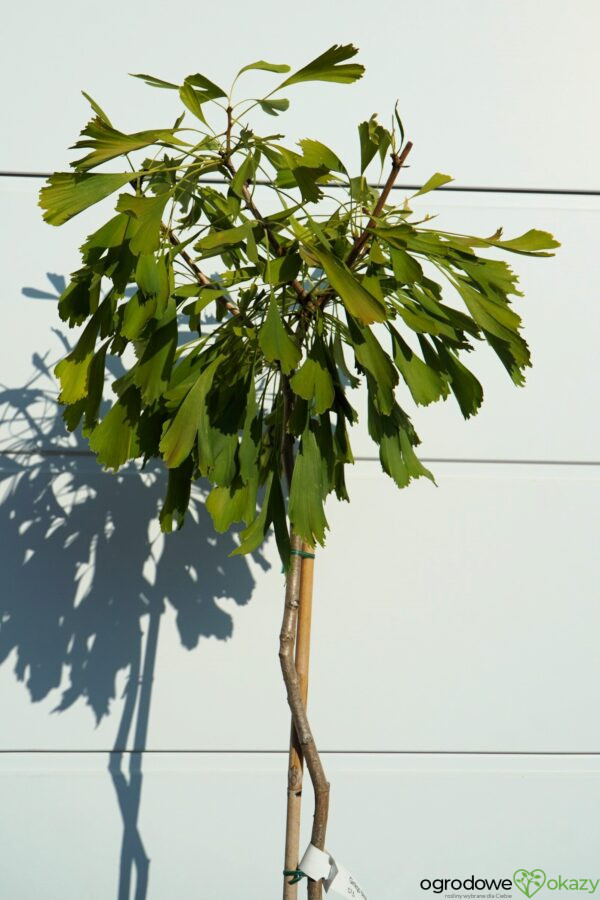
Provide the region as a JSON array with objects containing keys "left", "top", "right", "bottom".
[
  {"left": 346, "top": 140, "right": 413, "bottom": 268},
  {"left": 225, "top": 106, "right": 233, "bottom": 155},
  {"left": 162, "top": 226, "right": 242, "bottom": 319},
  {"left": 221, "top": 156, "right": 310, "bottom": 307},
  {"left": 309, "top": 141, "right": 413, "bottom": 316}
]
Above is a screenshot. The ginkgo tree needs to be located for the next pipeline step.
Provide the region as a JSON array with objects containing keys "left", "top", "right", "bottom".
[{"left": 39, "top": 44, "right": 558, "bottom": 899}]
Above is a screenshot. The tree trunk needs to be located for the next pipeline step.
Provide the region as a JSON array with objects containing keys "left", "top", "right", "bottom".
[
  {"left": 280, "top": 532, "right": 329, "bottom": 900},
  {"left": 283, "top": 542, "right": 315, "bottom": 899}
]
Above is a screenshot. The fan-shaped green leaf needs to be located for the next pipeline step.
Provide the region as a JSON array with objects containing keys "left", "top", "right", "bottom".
[
  {"left": 159, "top": 458, "right": 194, "bottom": 532},
  {"left": 288, "top": 427, "right": 328, "bottom": 545},
  {"left": 298, "top": 138, "right": 345, "bottom": 173},
  {"left": 81, "top": 91, "right": 112, "bottom": 126},
  {"left": 135, "top": 253, "right": 170, "bottom": 302},
  {"left": 71, "top": 117, "right": 185, "bottom": 171},
  {"left": 412, "top": 172, "right": 453, "bottom": 197},
  {"left": 312, "top": 247, "right": 387, "bottom": 324},
  {"left": 258, "top": 296, "right": 301, "bottom": 374},
  {"left": 347, "top": 316, "right": 397, "bottom": 414},
  {"left": 238, "top": 60, "right": 291, "bottom": 76},
  {"left": 185, "top": 73, "right": 226, "bottom": 98},
  {"left": 116, "top": 192, "right": 170, "bottom": 255},
  {"left": 206, "top": 480, "right": 257, "bottom": 533},
  {"left": 122, "top": 292, "right": 157, "bottom": 341},
  {"left": 195, "top": 223, "right": 249, "bottom": 251},
  {"left": 133, "top": 308, "right": 178, "bottom": 403},
  {"left": 290, "top": 340, "right": 335, "bottom": 414},
  {"left": 159, "top": 357, "right": 222, "bottom": 468},
  {"left": 257, "top": 98, "right": 290, "bottom": 116},
  {"left": 429, "top": 339, "right": 484, "bottom": 419},
  {"left": 390, "top": 247, "right": 423, "bottom": 284},
  {"left": 40, "top": 172, "right": 134, "bottom": 225},
  {"left": 264, "top": 252, "right": 301, "bottom": 285},
  {"left": 54, "top": 311, "right": 102, "bottom": 402},
  {"left": 89, "top": 386, "right": 141, "bottom": 470},
  {"left": 130, "top": 73, "right": 179, "bottom": 90},
  {"left": 358, "top": 114, "right": 391, "bottom": 173},
  {"left": 80, "top": 212, "right": 130, "bottom": 258},
  {"left": 391, "top": 327, "right": 449, "bottom": 406},
  {"left": 489, "top": 228, "right": 560, "bottom": 256},
  {"left": 231, "top": 473, "right": 274, "bottom": 556},
  {"left": 279, "top": 44, "right": 364, "bottom": 87},
  {"left": 179, "top": 81, "right": 208, "bottom": 123}
]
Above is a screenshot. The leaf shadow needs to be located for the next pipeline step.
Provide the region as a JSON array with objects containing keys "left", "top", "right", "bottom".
[{"left": 1, "top": 284, "right": 270, "bottom": 899}]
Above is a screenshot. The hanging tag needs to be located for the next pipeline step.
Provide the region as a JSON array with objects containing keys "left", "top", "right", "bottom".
[
  {"left": 326, "top": 859, "right": 368, "bottom": 899},
  {"left": 299, "top": 844, "right": 368, "bottom": 899},
  {"left": 298, "top": 844, "right": 331, "bottom": 881}
]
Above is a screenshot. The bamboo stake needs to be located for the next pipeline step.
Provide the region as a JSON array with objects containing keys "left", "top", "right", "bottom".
[{"left": 283, "top": 542, "right": 315, "bottom": 900}]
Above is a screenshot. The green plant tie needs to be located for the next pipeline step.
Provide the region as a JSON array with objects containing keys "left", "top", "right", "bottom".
[
  {"left": 284, "top": 869, "right": 307, "bottom": 885},
  {"left": 282, "top": 547, "right": 316, "bottom": 573}
]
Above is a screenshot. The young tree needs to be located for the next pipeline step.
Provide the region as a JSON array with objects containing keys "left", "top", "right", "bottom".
[{"left": 39, "top": 44, "right": 558, "bottom": 898}]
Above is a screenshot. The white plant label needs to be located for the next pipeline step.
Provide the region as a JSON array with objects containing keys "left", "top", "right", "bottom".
[{"left": 299, "top": 844, "right": 368, "bottom": 899}]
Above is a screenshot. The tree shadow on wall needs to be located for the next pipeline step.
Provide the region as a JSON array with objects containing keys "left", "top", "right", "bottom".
[{"left": 0, "top": 277, "right": 269, "bottom": 899}]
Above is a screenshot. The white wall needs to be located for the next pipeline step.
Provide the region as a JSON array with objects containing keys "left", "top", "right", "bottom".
[{"left": 1, "top": 2, "right": 599, "bottom": 898}]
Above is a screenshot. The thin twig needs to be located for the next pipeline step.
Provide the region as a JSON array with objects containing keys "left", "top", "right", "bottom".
[
  {"left": 162, "top": 225, "right": 242, "bottom": 319},
  {"left": 225, "top": 106, "right": 233, "bottom": 155},
  {"left": 311, "top": 141, "right": 413, "bottom": 315},
  {"left": 346, "top": 141, "right": 413, "bottom": 267},
  {"left": 220, "top": 156, "right": 310, "bottom": 306}
]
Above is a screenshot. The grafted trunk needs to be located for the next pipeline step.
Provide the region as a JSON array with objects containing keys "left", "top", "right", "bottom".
[
  {"left": 283, "top": 543, "right": 315, "bottom": 899},
  {"left": 280, "top": 533, "right": 329, "bottom": 900}
]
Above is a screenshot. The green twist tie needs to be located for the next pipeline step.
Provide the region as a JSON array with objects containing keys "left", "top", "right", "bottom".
[
  {"left": 282, "top": 547, "right": 316, "bottom": 574},
  {"left": 284, "top": 869, "right": 307, "bottom": 885}
]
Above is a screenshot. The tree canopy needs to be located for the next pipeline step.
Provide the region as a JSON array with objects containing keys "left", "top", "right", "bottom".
[{"left": 39, "top": 44, "right": 559, "bottom": 567}]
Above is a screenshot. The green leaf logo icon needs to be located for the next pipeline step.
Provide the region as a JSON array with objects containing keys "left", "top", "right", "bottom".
[{"left": 514, "top": 869, "right": 547, "bottom": 897}]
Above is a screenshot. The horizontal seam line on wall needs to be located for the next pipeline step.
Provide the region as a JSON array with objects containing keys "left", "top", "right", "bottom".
[
  {"left": 1, "top": 449, "right": 599, "bottom": 467},
  {"left": 360, "top": 457, "right": 600, "bottom": 466},
  {"left": 0, "top": 749, "right": 599, "bottom": 756},
  {"left": 0, "top": 170, "right": 599, "bottom": 197}
]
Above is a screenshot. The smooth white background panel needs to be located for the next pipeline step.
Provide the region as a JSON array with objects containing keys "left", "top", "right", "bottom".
[{"left": 1, "top": 752, "right": 598, "bottom": 899}]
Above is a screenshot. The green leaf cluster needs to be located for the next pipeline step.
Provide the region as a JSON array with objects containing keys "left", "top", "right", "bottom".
[{"left": 39, "top": 45, "right": 558, "bottom": 566}]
